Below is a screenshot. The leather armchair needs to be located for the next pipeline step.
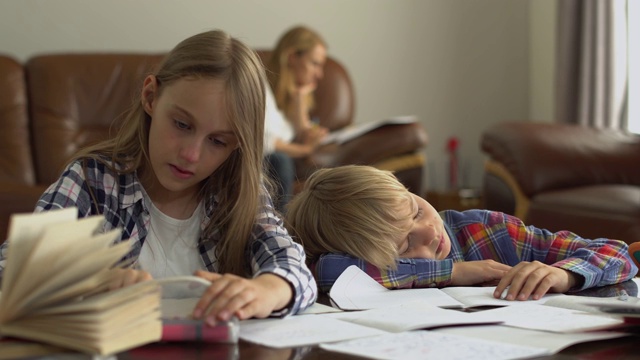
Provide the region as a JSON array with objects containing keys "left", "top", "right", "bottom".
[{"left": 481, "top": 121, "right": 640, "bottom": 245}]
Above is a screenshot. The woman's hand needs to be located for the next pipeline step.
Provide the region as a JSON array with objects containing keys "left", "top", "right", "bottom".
[
  {"left": 192, "top": 271, "right": 293, "bottom": 326},
  {"left": 108, "top": 268, "right": 152, "bottom": 291},
  {"left": 289, "top": 82, "right": 317, "bottom": 99},
  {"left": 451, "top": 260, "right": 511, "bottom": 286},
  {"left": 299, "top": 125, "right": 328, "bottom": 147},
  {"left": 286, "top": 83, "right": 318, "bottom": 134},
  {"left": 493, "top": 261, "right": 580, "bottom": 301}
]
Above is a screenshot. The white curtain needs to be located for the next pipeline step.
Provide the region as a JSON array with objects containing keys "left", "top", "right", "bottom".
[{"left": 555, "top": 0, "right": 628, "bottom": 129}]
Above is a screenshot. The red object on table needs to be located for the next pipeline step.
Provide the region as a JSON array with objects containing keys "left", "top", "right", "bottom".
[{"left": 446, "top": 137, "right": 459, "bottom": 190}]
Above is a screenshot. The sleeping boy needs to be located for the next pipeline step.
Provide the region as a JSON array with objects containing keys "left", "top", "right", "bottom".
[{"left": 285, "top": 165, "right": 638, "bottom": 300}]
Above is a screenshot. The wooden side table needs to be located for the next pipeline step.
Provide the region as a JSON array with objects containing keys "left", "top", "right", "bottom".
[{"left": 424, "top": 189, "right": 483, "bottom": 212}]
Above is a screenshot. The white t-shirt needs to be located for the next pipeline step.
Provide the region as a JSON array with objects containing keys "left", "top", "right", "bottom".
[
  {"left": 138, "top": 196, "right": 206, "bottom": 280},
  {"left": 264, "top": 83, "right": 294, "bottom": 155}
]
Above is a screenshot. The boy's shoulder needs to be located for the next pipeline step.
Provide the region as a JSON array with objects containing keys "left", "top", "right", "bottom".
[{"left": 440, "top": 209, "right": 508, "bottom": 229}]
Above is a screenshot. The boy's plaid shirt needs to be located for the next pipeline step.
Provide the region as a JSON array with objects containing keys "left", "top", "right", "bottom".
[{"left": 313, "top": 210, "right": 637, "bottom": 293}]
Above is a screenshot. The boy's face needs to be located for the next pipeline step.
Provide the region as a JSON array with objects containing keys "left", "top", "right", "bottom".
[{"left": 392, "top": 194, "right": 452, "bottom": 260}]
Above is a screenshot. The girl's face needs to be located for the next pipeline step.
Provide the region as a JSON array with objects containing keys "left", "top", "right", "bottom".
[
  {"left": 288, "top": 44, "right": 327, "bottom": 88},
  {"left": 142, "top": 76, "right": 238, "bottom": 199},
  {"left": 392, "top": 194, "right": 452, "bottom": 260}
]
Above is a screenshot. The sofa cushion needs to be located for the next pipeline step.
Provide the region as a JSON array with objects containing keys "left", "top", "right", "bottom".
[
  {"left": 481, "top": 122, "right": 640, "bottom": 197},
  {"left": 0, "top": 55, "right": 35, "bottom": 185},
  {"left": 527, "top": 184, "right": 640, "bottom": 244},
  {"left": 26, "top": 54, "right": 165, "bottom": 185}
]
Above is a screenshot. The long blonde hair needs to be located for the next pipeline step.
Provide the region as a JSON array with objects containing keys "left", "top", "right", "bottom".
[
  {"left": 265, "top": 25, "right": 326, "bottom": 115},
  {"left": 286, "top": 165, "right": 413, "bottom": 269},
  {"left": 72, "top": 30, "right": 266, "bottom": 276}
]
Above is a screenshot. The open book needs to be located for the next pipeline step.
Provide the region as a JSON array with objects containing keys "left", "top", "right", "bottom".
[
  {"left": 320, "top": 115, "right": 418, "bottom": 145},
  {"left": 157, "top": 276, "right": 239, "bottom": 343},
  {"left": 329, "top": 266, "right": 627, "bottom": 333},
  {"left": 0, "top": 208, "right": 162, "bottom": 355},
  {"left": 329, "top": 265, "right": 560, "bottom": 311}
]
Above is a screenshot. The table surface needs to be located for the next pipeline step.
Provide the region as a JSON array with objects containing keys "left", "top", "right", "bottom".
[
  {"left": 115, "top": 279, "right": 640, "bottom": 360},
  {"left": 6, "top": 281, "right": 637, "bottom": 359}
]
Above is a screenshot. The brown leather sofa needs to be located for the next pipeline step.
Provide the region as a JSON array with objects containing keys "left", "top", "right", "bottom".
[
  {"left": 0, "top": 51, "right": 427, "bottom": 241},
  {"left": 481, "top": 121, "right": 640, "bottom": 245}
]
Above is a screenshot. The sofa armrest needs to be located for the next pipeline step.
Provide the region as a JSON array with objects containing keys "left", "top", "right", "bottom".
[
  {"left": 0, "top": 182, "right": 48, "bottom": 242},
  {"left": 481, "top": 121, "right": 640, "bottom": 197}
]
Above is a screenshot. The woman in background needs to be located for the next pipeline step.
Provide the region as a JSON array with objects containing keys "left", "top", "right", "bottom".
[{"left": 263, "top": 25, "right": 329, "bottom": 212}]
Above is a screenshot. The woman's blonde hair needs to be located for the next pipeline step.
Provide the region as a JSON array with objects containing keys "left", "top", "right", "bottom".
[
  {"left": 71, "top": 29, "right": 266, "bottom": 276},
  {"left": 265, "top": 25, "right": 327, "bottom": 115},
  {"left": 286, "top": 165, "right": 414, "bottom": 269}
]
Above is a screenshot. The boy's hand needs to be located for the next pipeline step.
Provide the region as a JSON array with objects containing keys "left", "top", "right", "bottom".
[
  {"left": 192, "top": 271, "right": 293, "bottom": 326},
  {"left": 108, "top": 268, "right": 152, "bottom": 291},
  {"left": 493, "top": 261, "right": 579, "bottom": 301},
  {"left": 451, "top": 260, "right": 511, "bottom": 286}
]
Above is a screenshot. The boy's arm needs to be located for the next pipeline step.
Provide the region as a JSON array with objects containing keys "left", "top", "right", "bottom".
[
  {"left": 504, "top": 213, "right": 639, "bottom": 290},
  {"left": 313, "top": 253, "right": 454, "bottom": 293}
]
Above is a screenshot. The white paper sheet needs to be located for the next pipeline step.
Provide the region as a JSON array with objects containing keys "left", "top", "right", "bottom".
[
  {"left": 320, "top": 331, "right": 551, "bottom": 360},
  {"left": 434, "top": 324, "right": 628, "bottom": 353},
  {"left": 441, "top": 285, "right": 563, "bottom": 307},
  {"left": 239, "top": 315, "right": 386, "bottom": 348},
  {"left": 475, "top": 303, "right": 624, "bottom": 332},
  {"left": 329, "top": 266, "right": 463, "bottom": 310},
  {"left": 326, "top": 300, "right": 500, "bottom": 332}
]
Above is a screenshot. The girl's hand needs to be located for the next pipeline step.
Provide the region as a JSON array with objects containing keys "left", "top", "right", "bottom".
[
  {"left": 451, "top": 260, "right": 511, "bottom": 286},
  {"left": 493, "top": 261, "right": 579, "bottom": 301},
  {"left": 192, "top": 271, "right": 293, "bottom": 326},
  {"left": 108, "top": 268, "right": 152, "bottom": 291}
]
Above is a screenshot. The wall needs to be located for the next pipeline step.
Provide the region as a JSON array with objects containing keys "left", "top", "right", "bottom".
[
  {"left": 529, "top": 0, "right": 556, "bottom": 123},
  {"left": 0, "top": 0, "right": 555, "bottom": 192}
]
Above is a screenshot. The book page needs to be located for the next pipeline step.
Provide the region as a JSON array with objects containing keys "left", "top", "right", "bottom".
[
  {"left": 1, "top": 208, "right": 77, "bottom": 296},
  {"left": 320, "top": 115, "right": 418, "bottom": 145},
  {"left": 156, "top": 275, "right": 211, "bottom": 299},
  {"left": 161, "top": 298, "right": 199, "bottom": 320},
  {"left": 326, "top": 300, "right": 500, "bottom": 332},
  {"left": 0, "top": 337, "right": 70, "bottom": 360},
  {"left": 156, "top": 276, "right": 212, "bottom": 319},
  {"left": 319, "top": 331, "right": 551, "bottom": 360},
  {"left": 329, "top": 266, "right": 463, "bottom": 310},
  {"left": 0, "top": 208, "right": 163, "bottom": 355},
  {"left": 239, "top": 315, "right": 386, "bottom": 348},
  {"left": 11, "top": 233, "right": 126, "bottom": 315},
  {"left": 441, "top": 286, "right": 563, "bottom": 308},
  {"left": 299, "top": 302, "right": 343, "bottom": 315}
]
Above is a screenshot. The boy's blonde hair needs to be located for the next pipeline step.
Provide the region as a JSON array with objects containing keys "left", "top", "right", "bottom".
[
  {"left": 286, "top": 165, "right": 414, "bottom": 269},
  {"left": 265, "top": 25, "right": 327, "bottom": 115},
  {"left": 72, "top": 30, "right": 266, "bottom": 276}
]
